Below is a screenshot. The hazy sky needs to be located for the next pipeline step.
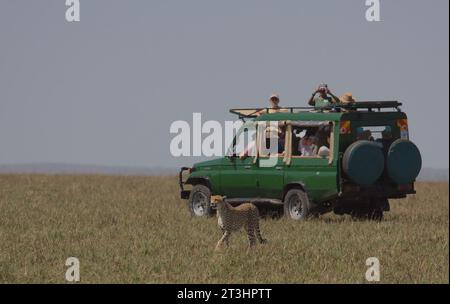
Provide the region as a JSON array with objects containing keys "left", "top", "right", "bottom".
[{"left": 0, "top": 0, "right": 448, "bottom": 169}]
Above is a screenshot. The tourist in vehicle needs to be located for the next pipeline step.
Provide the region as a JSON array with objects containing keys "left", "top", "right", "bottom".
[
  {"left": 317, "top": 135, "right": 331, "bottom": 158},
  {"left": 307, "top": 84, "right": 340, "bottom": 109},
  {"left": 298, "top": 135, "right": 317, "bottom": 156},
  {"left": 381, "top": 126, "right": 393, "bottom": 140},
  {"left": 339, "top": 92, "right": 357, "bottom": 112},
  {"left": 315, "top": 124, "right": 332, "bottom": 149},
  {"left": 260, "top": 123, "right": 286, "bottom": 155},
  {"left": 278, "top": 132, "right": 286, "bottom": 154},
  {"left": 276, "top": 125, "right": 287, "bottom": 154},
  {"left": 317, "top": 145, "right": 330, "bottom": 158},
  {"left": 356, "top": 127, "right": 373, "bottom": 141},
  {"left": 269, "top": 93, "right": 280, "bottom": 109},
  {"left": 255, "top": 93, "right": 284, "bottom": 116},
  {"left": 376, "top": 126, "right": 394, "bottom": 155},
  {"left": 339, "top": 92, "right": 356, "bottom": 105}
]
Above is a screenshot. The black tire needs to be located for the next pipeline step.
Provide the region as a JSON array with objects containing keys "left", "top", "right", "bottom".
[
  {"left": 188, "top": 184, "right": 213, "bottom": 217},
  {"left": 350, "top": 199, "right": 385, "bottom": 221},
  {"left": 259, "top": 206, "right": 284, "bottom": 220},
  {"left": 367, "top": 208, "right": 383, "bottom": 221},
  {"left": 367, "top": 198, "right": 388, "bottom": 221},
  {"left": 283, "top": 189, "right": 311, "bottom": 220}
]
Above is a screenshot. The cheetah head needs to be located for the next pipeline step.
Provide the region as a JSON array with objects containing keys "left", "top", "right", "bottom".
[{"left": 210, "top": 195, "right": 226, "bottom": 206}]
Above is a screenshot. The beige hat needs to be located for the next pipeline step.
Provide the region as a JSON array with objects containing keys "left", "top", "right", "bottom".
[{"left": 340, "top": 92, "right": 356, "bottom": 104}]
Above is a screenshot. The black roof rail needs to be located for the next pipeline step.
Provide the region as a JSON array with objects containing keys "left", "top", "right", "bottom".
[
  {"left": 341, "top": 101, "right": 402, "bottom": 111},
  {"left": 229, "top": 101, "right": 402, "bottom": 118}
]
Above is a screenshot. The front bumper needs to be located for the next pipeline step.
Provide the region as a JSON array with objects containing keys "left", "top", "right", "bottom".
[{"left": 179, "top": 167, "right": 191, "bottom": 199}]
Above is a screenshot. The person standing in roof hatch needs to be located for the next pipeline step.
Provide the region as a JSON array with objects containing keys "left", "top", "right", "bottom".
[
  {"left": 256, "top": 93, "right": 286, "bottom": 116},
  {"left": 307, "top": 84, "right": 340, "bottom": 109},
  {"left": 269, "top": 93, "right": 281, "bottom": 110}
]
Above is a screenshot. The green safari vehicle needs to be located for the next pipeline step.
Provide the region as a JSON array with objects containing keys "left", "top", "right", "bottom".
[{"left": 179, "top": 101, "right": 422, "bottom": 220}]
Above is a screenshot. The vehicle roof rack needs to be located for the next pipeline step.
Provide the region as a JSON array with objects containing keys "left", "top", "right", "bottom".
[
  {"left": 229, "top": 107, "right": 312, "bottom": 119},
  {"left": 342, "top": 101, "right": 402, "bottom": 111},
  {"left": 230, "top": 101, "right": 402, "bottom": 119}
]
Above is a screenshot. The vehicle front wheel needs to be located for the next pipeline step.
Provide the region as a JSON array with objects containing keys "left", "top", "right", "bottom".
[
  {"left": 188, "top": 184, "right": 213, "bottom": 217},
  {"left": 284, "top": 189, "right": 311, "bottom": 220}
]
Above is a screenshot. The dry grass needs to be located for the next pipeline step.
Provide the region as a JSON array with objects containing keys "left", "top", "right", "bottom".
[{"left": 0, "top": 174, "right": 448, "bottom": 283}]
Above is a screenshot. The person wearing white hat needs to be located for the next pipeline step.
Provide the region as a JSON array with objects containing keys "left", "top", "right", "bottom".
[
  {"left": 255, "top": 93, "right": 284, "bottom": 116},
  {"left": 269, "top": 93, "right": 280, "bottom": 109}
]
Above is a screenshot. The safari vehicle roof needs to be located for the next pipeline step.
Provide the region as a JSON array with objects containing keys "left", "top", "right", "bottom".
[
  {"left": 230, "top": 101, "right": 405, "bottom": 123},
  {"left": 255, "top": 111, "right": 343, "bottom": 122}
]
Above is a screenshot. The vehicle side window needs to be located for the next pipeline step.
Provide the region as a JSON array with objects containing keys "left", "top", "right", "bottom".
[
  {"left": 258, "top": 122, "right": 286, "bottom": 157},
  {"left": 227, "top": 124, "right": 257, "bottom": 158},
  {"left": 291, "top": 124, "right": 332, "bottom": 159}
]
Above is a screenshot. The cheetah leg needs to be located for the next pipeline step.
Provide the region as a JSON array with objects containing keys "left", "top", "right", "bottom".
[
  {"left": 255, "top": 221, "right": 267, "bottom": 244},
  {"left": 246, "top": 226, "right": 256, "bottom": 248},
  {"left": 215, "top": 231, "right": 230, "bottom": 251},
  {"left": 219, "top": 227, "right": 230, "bottom": 247},
  {"left": 220, "top": 227, "right": 230, "bottom": 246}
]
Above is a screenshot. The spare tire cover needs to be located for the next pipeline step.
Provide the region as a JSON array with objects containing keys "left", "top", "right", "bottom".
[
  {"left": 387, "top": 139, "right": 422, "bottom": 184},
  {"left": 343, "top": 140, "right": 385, "bottom": 186}
]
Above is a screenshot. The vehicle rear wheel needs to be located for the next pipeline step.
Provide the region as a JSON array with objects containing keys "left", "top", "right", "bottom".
[
  {"left": 350, "top": 199, "right": 386, "bottom": 221},
  {"left": 368, "top": 198, "right": 389, "bottom": 221},
  {"left": 367, "top": 208, "right": 383, "bottom": 221},
  {"left": 188, "top": 184, "right": 213, "bottom": 217},
  {"left": 284, "top": 189, "right": 311, "bottom": 220}
]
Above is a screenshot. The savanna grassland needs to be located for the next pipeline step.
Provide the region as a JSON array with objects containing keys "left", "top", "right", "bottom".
[{"left": 0, "top": 174, "right": 448, "bottom": 283}]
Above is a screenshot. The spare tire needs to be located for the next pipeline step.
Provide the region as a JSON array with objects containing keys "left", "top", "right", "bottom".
[
  {"left": 387, "top": 139, "right": 422, "bottom": 184},
  {"left": 343, "top": 140, "right": 385, "bottom": 186}
]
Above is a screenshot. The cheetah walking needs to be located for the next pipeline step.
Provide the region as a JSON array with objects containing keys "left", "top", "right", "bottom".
[{"left": 210, "top": 195, "right": 267, "bottom": 250}]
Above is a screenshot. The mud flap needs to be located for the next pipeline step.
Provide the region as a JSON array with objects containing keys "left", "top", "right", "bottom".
[{"left": 380, "top": 199, "right": 390, "bottom": 211}]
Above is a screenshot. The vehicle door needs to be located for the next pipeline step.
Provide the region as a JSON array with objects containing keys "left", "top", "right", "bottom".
[
  {"left": 220, "top": 122, "right": 259, "bottom": 198},
  {"left": 256, "top": 121, "right": 286, "bottom": 199}
]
